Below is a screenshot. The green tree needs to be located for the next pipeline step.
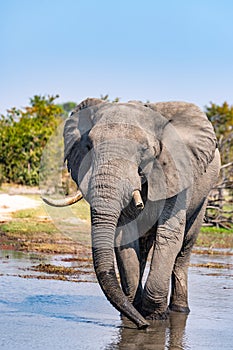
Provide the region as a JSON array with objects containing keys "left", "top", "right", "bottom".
[
  {"left": 205, "top": 102, "right": 233, "bottom": 229},
  {"left": 205, "top": 102, "right": 233, "bottom": 137},
  {"left": 58, "top": 101, "right": 77, "bottom": 116},
  {"left": 205, "top": 102, "right": 233, "bottom": 167},
  {"left": 0, "top": 95, "right": 63, "bottom": 186}
]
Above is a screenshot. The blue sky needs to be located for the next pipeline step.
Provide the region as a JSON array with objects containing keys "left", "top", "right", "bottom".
[{"left": 1, "top": 0, "right": 233, "bottom": 113}]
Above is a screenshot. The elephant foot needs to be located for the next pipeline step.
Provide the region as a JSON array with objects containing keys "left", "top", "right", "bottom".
[
  {"left": 142, "top": 308, "right": 169, "bottom": 321},
  {"left": 141, "top": 296, "right": 169, "bottom": 320},
  {"left": 145, "top": 312, "right": 168, "bottom": 321},
  {"left": 169, "top": 304, "right": 190, "bottom": 314}
]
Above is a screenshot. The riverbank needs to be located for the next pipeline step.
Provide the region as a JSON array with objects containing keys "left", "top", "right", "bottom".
[{"left": 0, "top": 186, "right": 232, "bottom": 256}]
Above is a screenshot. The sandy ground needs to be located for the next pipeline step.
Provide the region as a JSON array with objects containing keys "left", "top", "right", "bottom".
[{"left": 0, "top": 194, "right": 40, "bottom": 220}]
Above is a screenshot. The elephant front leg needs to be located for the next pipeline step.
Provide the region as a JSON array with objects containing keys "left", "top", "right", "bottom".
[{"left": 141, "top": 201, "right": 186, "bottom": 320}]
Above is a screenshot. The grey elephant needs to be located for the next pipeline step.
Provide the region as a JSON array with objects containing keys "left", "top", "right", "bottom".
[{"left": 43, "top": 98, "right": 220, "bottom": 329}]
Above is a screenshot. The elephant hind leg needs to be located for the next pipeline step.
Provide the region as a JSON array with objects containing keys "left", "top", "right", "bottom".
[{"left": 169, "top": 199, "right": 208, "bottom": 312}]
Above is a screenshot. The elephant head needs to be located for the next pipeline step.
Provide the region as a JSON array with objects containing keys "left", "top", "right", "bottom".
[{"left": 43, "top": 98, "right": 217, "bottom": 328}]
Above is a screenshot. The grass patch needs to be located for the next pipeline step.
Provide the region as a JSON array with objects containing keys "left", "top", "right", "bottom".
[
  {"left": 200, "top": 226, "right": 232, "bottom": 234},
  {"left": 71, "top": 200, "right": 90, "bottom": 221},
  {"left": 0, "top": 194, "right": 91, "bottom": 254},
  {"left": 1, "top": 220, "right": 57, "bottom": 234},
  {"left": 12, "top": 206, "right": 46, "bottom": 219},
  {"left": 11, "top": 197, "right": 90, "bottom": 221},
  {"left": 196, "top": 227, "right": 233, "bottom": 249}
]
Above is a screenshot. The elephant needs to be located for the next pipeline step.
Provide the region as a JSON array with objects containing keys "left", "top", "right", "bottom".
[{"left": 43, "top": 98, "right": 220, "bottom": 329}]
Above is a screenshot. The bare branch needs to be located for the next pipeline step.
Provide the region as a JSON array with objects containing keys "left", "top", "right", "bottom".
[{"left": 221, "top": 162, "right": 233, "bottom": 169}]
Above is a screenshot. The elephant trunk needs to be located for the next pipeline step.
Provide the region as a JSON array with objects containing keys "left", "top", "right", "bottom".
[
  {"left": 91, "top": 210, "right": 149, "bottom": 329},
  {"left": 90, "top": 173, "right": 149, "bottom": 329}
]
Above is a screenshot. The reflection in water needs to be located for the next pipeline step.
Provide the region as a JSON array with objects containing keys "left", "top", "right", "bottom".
[{"left": 107, "top": 312, "right": 188, "bottom": 350}]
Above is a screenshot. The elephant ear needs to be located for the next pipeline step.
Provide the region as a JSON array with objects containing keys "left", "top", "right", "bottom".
[
  {"left": 143, "top": 102, "right": 217, "bottom": 201},
  {"left": 63, "top": 98, "right": 105, "bottom": 161}
]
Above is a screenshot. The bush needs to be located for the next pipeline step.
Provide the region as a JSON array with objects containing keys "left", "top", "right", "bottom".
[{"left": 0, "top": 95, "right": 63, "bottom": 186}]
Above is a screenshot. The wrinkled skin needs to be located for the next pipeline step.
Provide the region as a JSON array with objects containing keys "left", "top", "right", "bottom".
[{"left": 53, "top": 98, "right": 220, "bottom": 328}]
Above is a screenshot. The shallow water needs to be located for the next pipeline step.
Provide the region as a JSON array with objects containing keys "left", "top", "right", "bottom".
[{"left": 0, "top": 250, "right": 232, "bottom": 350}]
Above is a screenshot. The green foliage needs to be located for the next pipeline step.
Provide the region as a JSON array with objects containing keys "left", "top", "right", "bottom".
[
  {"left": 100, "top": 94, "right": 110, "bottom": 101},
  {"left": 58, "top": 101, "right": 77, "bottom": 117},
  {"left": 0, "top": 95, "right": 63, "bottom": 186},
  {"left": 205, "top": 101, "right": 233, "bottom": 138},
  {"left": 205, "top": 102, "right": 233, "bottom": 230},
  {"left": 205, "top": 102, "right": 233, "bottom": 166},
  {"left": 100, "top": 94, "right": 121, "bottom": 103}
]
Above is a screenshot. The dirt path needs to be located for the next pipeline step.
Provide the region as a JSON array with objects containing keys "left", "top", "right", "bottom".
[{"left": 0, "top": 193, "right": 40, "bottom": 221}]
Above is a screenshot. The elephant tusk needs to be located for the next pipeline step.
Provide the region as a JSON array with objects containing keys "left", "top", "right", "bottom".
[
  {"left": 132, "top": 190, "right": 144, "bottom": 210},
  {"left": 42, "top": 190, "right": 83, "bottom": 207}
]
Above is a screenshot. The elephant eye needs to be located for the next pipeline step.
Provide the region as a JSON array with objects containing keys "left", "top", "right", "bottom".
[
  {"left": 85, "top": 137, "right": 93, "bottom": 152},
  {"left": 81, "top": 132, "right": 92, "bottom": 152},
  {"left": 86, "top": 144, "right": 92, "bottom": 151},
  {"left": 138, "top": 167, "right": 145, "bottom": 178}
]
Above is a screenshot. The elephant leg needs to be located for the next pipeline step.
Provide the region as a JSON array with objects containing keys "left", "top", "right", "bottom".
[
  {"left": 141, "top": 197, "right": 186, "bottom": 320},
  {"left": 115, "top": 220, "right": 141, "bottom": 305},
  {"left": 169, "top": 200, "right": 207, "bottom": 312},
  {"left": 135, "top": 229, "right": 155, "bottom": 310}
]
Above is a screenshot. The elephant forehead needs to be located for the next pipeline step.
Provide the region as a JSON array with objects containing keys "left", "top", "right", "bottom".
[
  {"left": 89, "top": 123, "right": 149, "bottom": 144},
  {"left": 94, "top": 102, "right": 161, "bottom": 129}
]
